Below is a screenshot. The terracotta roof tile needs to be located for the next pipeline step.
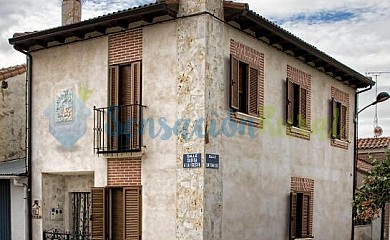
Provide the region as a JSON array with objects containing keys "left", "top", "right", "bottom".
[
  {"left": 0, "top": 64, "right": 26, "bottom": 81},
  {"left": 357, "top": 159, "right": 372, "bottom": 173},
  {"left": 358, "top": 137, "right": 390, "bottom": 149}
]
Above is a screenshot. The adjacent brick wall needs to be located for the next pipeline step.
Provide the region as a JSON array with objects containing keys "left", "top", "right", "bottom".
[
  {"left": 107, "top": 158, "right": 141, "bottom": 186},
  {"left": 108, "top": 29, "right": 142, "bottom": 65}
]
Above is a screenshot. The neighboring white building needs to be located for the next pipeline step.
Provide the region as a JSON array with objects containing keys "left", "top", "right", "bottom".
[
  {"left": 9, "top": 0, "right": 375, "bottom": 240},
  {"left": 0, "top": 64, "right": 27, "bottom": 240}
]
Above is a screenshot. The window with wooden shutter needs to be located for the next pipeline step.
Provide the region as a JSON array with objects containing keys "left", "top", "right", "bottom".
[
  {"left": 286, "top": 78, "right": 295, "bottom": 125},
  {"left": 299, "top": 88, "right": 307, "bottom": 129},
  {"left": 130, "top": 61, "right": 141, "bottom": 150},
  {"left": 230, "top": 55, "right": 239, "bottom": 110},
  {"left": 289, "top": 192, "right": 313, "bottom": 239},
  {"left": 91, "top": 186, "right": 142, "bottom": 240},
  {"left": 331, "top": 98, "right": 348, "bottom": 141},
  {"left": 108, "top": 66, "right": 119, "bottom": 150},
  {"left": 248, "top": 67, "right": 259, "bottom": 117},
  {"left": 91, "top": 188, "right": 105, "bottom": 240},
  {"left": 108, "top": 61, "right": 142, "bottom": 152},
  {"left": 124, "top": 187, "right": 142, "bottom": 240},
  {"left": 289, "top": 193, "right": 297, "bottom": 239}
]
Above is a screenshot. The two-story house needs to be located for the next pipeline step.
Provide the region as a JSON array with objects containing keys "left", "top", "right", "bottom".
[
  {"left": 9, "top": 0, "right": 375, "bottom": 239},
  {"left": 0, "top": 64, "right": 27, "bottom": 240}
]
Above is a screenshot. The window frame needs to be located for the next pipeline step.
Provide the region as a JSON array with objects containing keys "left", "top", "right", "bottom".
[
  {"left": 230, "top": 54, "right": 264, "bottom": 128},
  {"left": 330, "top": 87, "right": 350, "bottom": 149}
]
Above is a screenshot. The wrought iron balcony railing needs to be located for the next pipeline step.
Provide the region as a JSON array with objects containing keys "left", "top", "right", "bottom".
[{"left": 93, "top": 104, "right": 143, "bottom": 154}]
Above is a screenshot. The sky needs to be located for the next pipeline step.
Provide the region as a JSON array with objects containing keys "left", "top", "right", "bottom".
[{"left": 0, "top": 0, "right": 389, "bottom": 138}]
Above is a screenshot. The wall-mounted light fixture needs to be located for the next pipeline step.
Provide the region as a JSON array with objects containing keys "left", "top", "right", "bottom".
[{"left": 1, "top": 81, "right": 8, "bottom": 89}]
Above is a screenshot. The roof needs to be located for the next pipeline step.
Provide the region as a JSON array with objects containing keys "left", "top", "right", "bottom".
[
  {"left": 0, "top": 158, "right": 27, "bottom": 176},
  {"left": 358, "top": 137, "right": 390, "bottom": 149},
  {"left": 357, "top": 159, "right": 372, "bottom": 173},
  {"left": 8, "top": 1, "right": 374, "bottom": 88},
  {"left": 0, "top": 64, "right": 26, "bottom": 81}
]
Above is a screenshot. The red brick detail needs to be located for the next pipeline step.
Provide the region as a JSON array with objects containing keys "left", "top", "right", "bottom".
[
  {"left": 291, "top": 177, "right": 314, "bottom": 235},
  {"left": 108, "top": 29, "right": 142, "bottom": 65},
  {"left": 107, "top": 158, "right": 141, "bottom": 186},
  {"left": 230, "top": 39, "right": 265, "bottom": 127},
  {"left": 331, "top": 86, "right": 350, "bottom": 150}
]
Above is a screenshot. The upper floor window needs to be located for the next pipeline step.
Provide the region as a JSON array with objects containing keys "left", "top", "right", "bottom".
[
  {"left": 330, "top": 86, "right": 349, "bottom": 149},
  {"left": 229, "top": 39, "right": 264, "bottom": 126},
  {"left": 286, "top": 65, "right": 311, "bottom": 139}
]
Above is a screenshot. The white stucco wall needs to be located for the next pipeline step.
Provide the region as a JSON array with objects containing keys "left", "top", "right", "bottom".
[
  {"left": 30, "top": 37, "right": 108, "bottom": 240},
  {"left": 220, "top": 26, "right": 356, "bottom": 240},
  {"left": 11, "top": 180, "right": 26, "bottom": 240},
  {"left": 141, "top": 21, "right": 178, "bottom": 240}
]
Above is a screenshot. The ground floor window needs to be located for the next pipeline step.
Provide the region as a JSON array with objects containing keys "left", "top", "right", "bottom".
[
  {"left": 71, "top": 192, "right": 90, "bottom": 235},
  {"left": 91, "top": 186, "right": 142, "bottom": 240},
  {"left": 290, "top": 177, "right": 314, "bottom": 239}
]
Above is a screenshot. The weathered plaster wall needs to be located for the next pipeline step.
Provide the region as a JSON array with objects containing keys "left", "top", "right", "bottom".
[
  {"left": 31, "top": 37, "right": 108, "bottom": 240},
  {"left": 0, "top": 73, "right": 26, "bottom": 161},
  {"left": 42, "top": 173, "right": 93, "bottom": 232},
  {"left": 141, "top": 21, "right": 178, "bottom": 240},
  {"left": 220, "top": 26, "right": 356, "bottom": 240}
]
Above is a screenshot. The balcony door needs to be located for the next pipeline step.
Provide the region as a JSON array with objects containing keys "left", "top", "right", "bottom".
[{"left": 108, "top": 61, "right": 141, "bottom": 151}]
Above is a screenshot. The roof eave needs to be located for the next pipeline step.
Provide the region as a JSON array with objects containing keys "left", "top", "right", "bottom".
[
  {"left": 225, "top": 8, "right": 374, "bottom": 88},
  {"left": 9, "top": 2, "right": 178, "bottom": 51}
]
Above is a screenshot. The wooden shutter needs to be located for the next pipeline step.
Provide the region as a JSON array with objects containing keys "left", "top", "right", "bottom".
[
  {"left": 91, "top": 188, "right": 105, "bottom": 240},
  {"left": 341, "top": 105, "right": 347, "bottom": 140},
  {"left": 299, "top": 87, "right": 307, "bottom": 129},
  {"left": 331, "top": 98, "right": 338, "bottom": 139},
  {"left": 248, "top": 67, "right": 259, "bottom": 117},
  {"left": 230, "top": 55, "right": 239, "bottom": 110},
  {"left": 301, "top": 194, "right": 310, "bottom": 237},
  {"left": 123, "top": 187, "right": 142, "bottom": 240},
  {"left": 108, "top": 66, "right": 119, "bottom": 150},
  {"left": 131, "top": 61, "right": 142, "bottom": 150},
  {"left": 119, "top": 65, "right": 132, "bottom": 150},
  {"left": 286, "top": 78, "right": 295, "bottom": 125},
  {"left": 112, "top": 189, "right": 124, "bottom": 240},
  {"left": 289, "top": 192, "right": 297, "bottom": 239}
]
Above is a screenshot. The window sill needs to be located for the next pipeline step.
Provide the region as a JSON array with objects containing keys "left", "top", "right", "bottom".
[
  {"left": 287, "top": 125, "right": 311, "bottom": 140},
  {"left": 102, "top": 147, "right": 145, "bottom": 159},
  {"left": 230, "top": 111, "right": 263, "bottom": 128},
  {"left": 294, "top": 238, "right": 313, "bottom": 240},
  {"left": 331, "top": 138, "right": 349, "bottom": 149}
]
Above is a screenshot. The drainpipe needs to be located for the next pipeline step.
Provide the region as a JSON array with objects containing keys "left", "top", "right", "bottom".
[
  {"left": 352, "top": 84, "right": 373, "bottom": 240},
  {"left": 14, "top": 46, "right": 32, "bottom": 240}
]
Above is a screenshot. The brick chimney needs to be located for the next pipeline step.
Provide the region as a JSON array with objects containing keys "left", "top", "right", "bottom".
[{"left": 62, "top": 0, "right": 81, "bottom": 26}]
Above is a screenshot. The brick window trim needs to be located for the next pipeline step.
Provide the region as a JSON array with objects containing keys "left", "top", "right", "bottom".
[
  {"left": 107, "top": 158, "right": 141, "bottom": 186},
  {"left": 286, "top": 65, "right": 312, "bottom": 140},
  {"left": 229, "top": 39, "right": 265, "bottom": 128},
  {"left": 108, "top": 29, "right": 142, "bottom": 65},
  {"left": 330, "top": 86, "right": 350, "bottom": 150}
]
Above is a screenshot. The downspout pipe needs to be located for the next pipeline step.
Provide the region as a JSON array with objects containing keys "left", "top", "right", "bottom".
[
  {"left": 14, "top": 46, "right": 32, "bottom": 240},
  {"left": 351, "top": 84, "right": 373, "bottom": 240}
]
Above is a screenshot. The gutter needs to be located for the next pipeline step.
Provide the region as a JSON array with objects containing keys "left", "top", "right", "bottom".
[
  {"left": 14, "top": 46, "right": 32, "bottom": 240},
  {"left": 351, "top": 84, "right": 373, "bottom": 240}
]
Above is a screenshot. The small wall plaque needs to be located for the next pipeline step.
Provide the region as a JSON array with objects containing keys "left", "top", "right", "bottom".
[
  {"left": 206, "top": 154, "right": 219, "bottom": 169},
  {"left": 183, "top": 153, "right": 201, "bottom": 168}
]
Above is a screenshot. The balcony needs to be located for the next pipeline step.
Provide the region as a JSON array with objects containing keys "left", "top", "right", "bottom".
[{"left": 93, "top": 104, "right": 143, "bottom": 154}]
